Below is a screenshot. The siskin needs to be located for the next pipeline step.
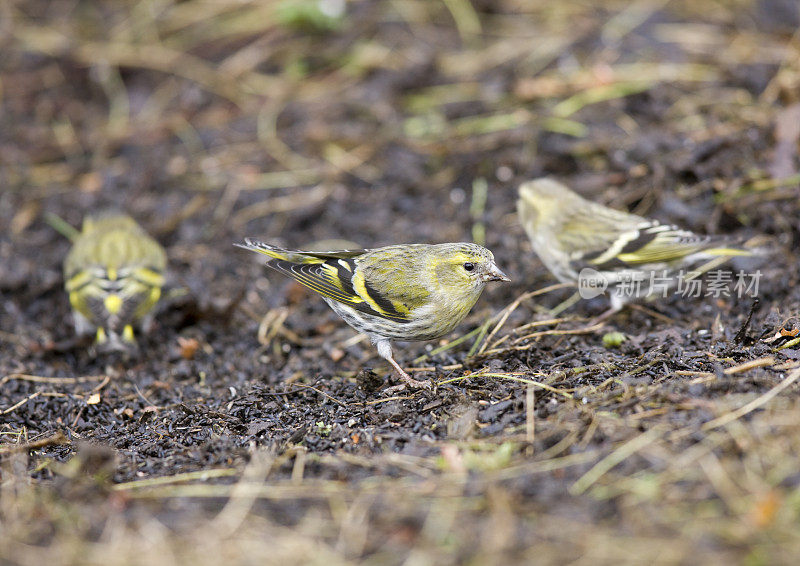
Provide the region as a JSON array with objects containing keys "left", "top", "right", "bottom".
[
  {"left": 517, "top": 178, "right": 752, "bottom": 312},
  {"left": 236, "top": 240, "right": 509, "bottom": 390},
  {"left": 64, "top": 213, "right": 166, "bottom": 350}
]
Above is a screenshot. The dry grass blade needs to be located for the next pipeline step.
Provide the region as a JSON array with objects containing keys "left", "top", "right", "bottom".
[
  {"left": 680, "top": 357, "right": 778, "bottom": 384},
  {"left": 113, "top": 469, "right": 240, "bottom": 490},
  {"left": 208, "top": 451, "right": 275, "bottom": 537},
  {"left": 510, "top": 323, "right": 605, "bottom": 346},
  {"left": 231, "top": 185, "right": 332, "bottom": 229},
  {"left": 1, "top": 391, "right": 41, "bottom": 415},
  {"left": 570, "top": 426, "right": 666, "bottom": 495},
  {"left": 476, "top": 283, "right": 573, "bottom": 356},
  {"left": 526, "top": 385, "right": 535, "bottom": 452},
  {"left": 290, "top": 383, "right": 348, "bottom": 408},
  {"left": 437, "top": 371, "right": 574, "bottom": 400},
  {"left": 12, "top": 26, "right": 248, "bottom": 105},
  {"left": 0, "top": 431, "right": 70, "bottom": 454},
  {"left": 441, "top": 0, "right": 482, "bottom": 41},
  {"left": 702, "top": 366, "right": 800, "bottom": 431},
  {"left": 0, "top": 374, "right": 109, "bottom": 386},
  {"left": 488, "top": 450, "right": 602, "bottom": 482},
  {"left": 478, "top": 323, "right": 605, "bottom": 356},
  {"left": 257, "top": 308, "right": 290, "bottom": 347}
]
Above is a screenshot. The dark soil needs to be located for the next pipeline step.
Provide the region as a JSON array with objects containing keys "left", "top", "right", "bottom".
[{"left": 2, "top": 1, "right": 800, "bottom": 564}]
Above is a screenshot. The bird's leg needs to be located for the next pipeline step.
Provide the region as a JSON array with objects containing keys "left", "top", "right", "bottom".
[
  {"left": 581, "top": 290, "right": 625, "bottom": 329},
  {"left": 586, "top": 306, "right": 619, "bottom": 327},
  {"left": 385, "top": 356, "right": 433, "bottom": 391},
  {"left": 376, "top": 340, "right": 432, "bottom": 393}
]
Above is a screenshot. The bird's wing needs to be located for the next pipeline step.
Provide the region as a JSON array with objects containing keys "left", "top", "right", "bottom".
[
  {"left": 553, "top": 204, "right": 649, "bottom": 265},
  {"left": 351, "top": 247, "right": 435, "bottom": 322},
  {"left": 237, "top": 239, "right": 414, "bottom": 323},
  {"left": 574, "top": 220, "right": 748, "bottom": 270}
]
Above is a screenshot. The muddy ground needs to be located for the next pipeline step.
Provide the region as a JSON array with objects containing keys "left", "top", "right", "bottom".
[{"left": 2, "top": 0, "right": 800, "bottom": 564}]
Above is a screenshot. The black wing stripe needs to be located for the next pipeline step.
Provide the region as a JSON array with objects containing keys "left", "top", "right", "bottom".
[
  {"left": 333, "top": 259, "right": 358, "bottom": 297},
  {"left": 362, "top": 279, "right": 403, "bottom": 318},
  {"left": 350, "top": 299, "right": 408, "bottom": 322},
  {"left": 265, "top": 258, "right": 411, "bottom": 324},
  {"left": 615, "top": 229, "right": 659, "bottom": 258},
  {"left": 582, "top": 226, "right": 665, "bottom": 269}
]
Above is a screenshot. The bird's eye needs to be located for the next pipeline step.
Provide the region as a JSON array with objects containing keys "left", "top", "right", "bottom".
[{"left": 463, "top": 262, "right": 476, "bottom": 272}]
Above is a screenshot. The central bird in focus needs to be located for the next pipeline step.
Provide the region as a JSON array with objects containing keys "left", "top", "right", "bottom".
[{"left": 237, "top": 240, "right": 509, "bottom": 391}]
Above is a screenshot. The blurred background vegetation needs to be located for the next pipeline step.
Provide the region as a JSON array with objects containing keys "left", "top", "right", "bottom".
[{"left": 4, "top": 0, "right": 798, "bottom": 243}]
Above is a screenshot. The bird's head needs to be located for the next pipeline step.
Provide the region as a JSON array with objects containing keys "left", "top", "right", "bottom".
[
  {"left": 517, "top": 178, "right": 581, "bottom": 230},
  {"left": 429, "top": 243, "right": 509, "bottom": 298}
]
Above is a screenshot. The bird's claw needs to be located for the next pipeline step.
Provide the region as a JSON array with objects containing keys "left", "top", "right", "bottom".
[{"left": 384, "top": 373, "right": 433, "bottom": 395}]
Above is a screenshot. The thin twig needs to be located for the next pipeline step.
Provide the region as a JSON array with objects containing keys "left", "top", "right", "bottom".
[
  {"left": 439, "top": 371, "right": 574, "bottom": 399},
  {"left": 1, "top": 391, "right": 41, "bottom": 415},
  {"left": 290, "top": 383, "right": 348, "bottom": 408},
  {"left": 89, "top": 375, "right": 112, "bottom": 393},
  {"left": 510, "top": 323, "right": 606, "bottom": 345},
  {"left": 477, "top": 283, "right": 573, "bottom": 356},
  {"left": 0, "top": 431, "right": 70, "bottom": 454},
  {"left": 0, "top": 374, "right": 108, "bottom": 386}
]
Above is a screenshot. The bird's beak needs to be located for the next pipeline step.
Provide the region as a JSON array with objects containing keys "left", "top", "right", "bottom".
[{"left": 483, "top": 264, "right": 510, "bottom": 282}]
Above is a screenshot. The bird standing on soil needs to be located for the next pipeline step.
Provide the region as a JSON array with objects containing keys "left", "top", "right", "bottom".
[
  {"left": 517, "top": 178, "right": 753, "bottom": 314},
  {"left": 236, "top": 240, "right": 509, "bottom": 391},
  {"left": 64, "top": 213, "right": 166, "bottom": 350}
]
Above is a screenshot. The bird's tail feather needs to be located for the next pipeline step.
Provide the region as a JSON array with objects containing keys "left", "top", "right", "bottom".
[
  {"left": 235, "top": 238, "right": 364, "bottom": 263},
  {"left": 702, "top": 247, "right": 753, "bottom": 257}
]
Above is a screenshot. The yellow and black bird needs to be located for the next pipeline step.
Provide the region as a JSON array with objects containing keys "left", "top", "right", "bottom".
[
  {"left": 64, "top": 213, "right": 166, "bottom": 350},
  {"left": 518, "top": 178, "right": 753, "bottom": 312},
  {"left": 237, "top": 240, "right": 509, "bottom": 390}
]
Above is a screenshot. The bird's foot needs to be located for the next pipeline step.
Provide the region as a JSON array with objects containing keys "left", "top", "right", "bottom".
[
  {"left": 383, "top": 369, "right": 433, "bottom": 395},
  {"left": 582, "top": 307, "right": 619, "bottom": 330}
]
